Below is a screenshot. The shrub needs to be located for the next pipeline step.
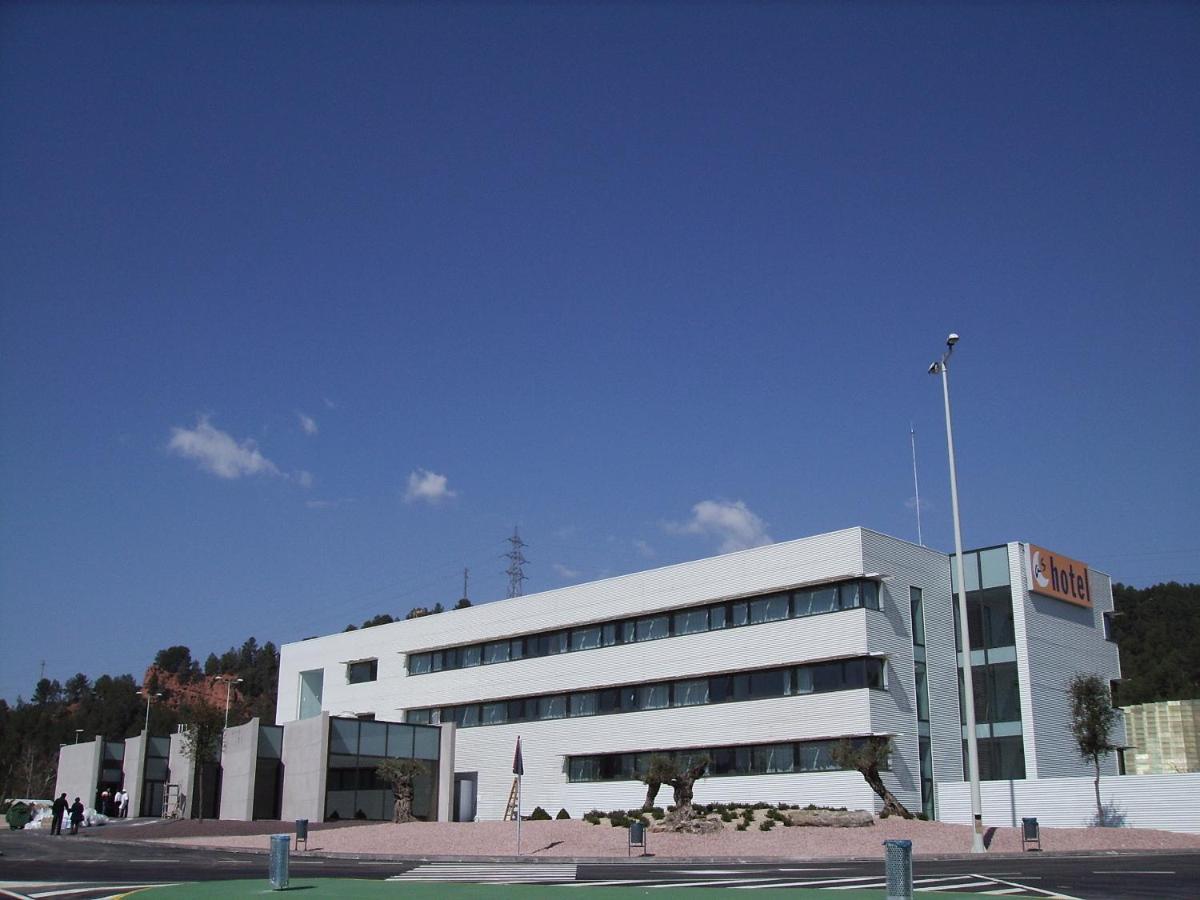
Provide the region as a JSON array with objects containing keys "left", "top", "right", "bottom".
[
  {"left": 759, "top": 819, "right": 776, "bottom": 831},
  {"left": 736, "top": 822, "right": 748, "bottom": 831},
  {"left": 530, "top": 806, "right": 552, "bottom": 821},
  {"left": 720, "top": 811, "right": 734, "bottom": 822},
  {"left": 916, "top": 812, "right": 928, "bottom": 821},
  {"left": 649, "top": 807, "right": 665, "bottom": 820},
  {"left": 556, "top": 808, "right": 571, "bottom": 820},
  {"left": 583, "top": 813, "right": 601, "bottom": 826}
]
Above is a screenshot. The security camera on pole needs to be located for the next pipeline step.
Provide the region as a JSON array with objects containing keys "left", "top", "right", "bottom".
[{"left": 929, "top": 332, "right": 986, "bottom": 854}]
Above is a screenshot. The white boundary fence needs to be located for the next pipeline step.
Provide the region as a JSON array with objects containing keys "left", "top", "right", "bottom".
[{"left": 937, "top": 773, "right": 1200, "bottom": 833}]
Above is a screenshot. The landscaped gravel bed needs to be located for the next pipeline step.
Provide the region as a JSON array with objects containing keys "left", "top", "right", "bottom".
[
  {"left": 153, "top": 818, "right": 1200, "bottom": 859},
  {"left": 98, "top": 818, "right": 364, "bottom": 840}
]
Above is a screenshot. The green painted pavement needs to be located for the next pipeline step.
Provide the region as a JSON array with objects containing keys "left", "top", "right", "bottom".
[{"left": 127, "top": 878, "right": 982, "bottom": 899}]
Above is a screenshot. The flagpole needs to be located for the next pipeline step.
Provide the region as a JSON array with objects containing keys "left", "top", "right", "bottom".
[{"left": 515, "top": 734, "right": 523, "bottom": 856}]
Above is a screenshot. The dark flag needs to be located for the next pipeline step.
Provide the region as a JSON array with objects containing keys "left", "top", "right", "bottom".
[{"left": 513, "top": 736, "right": 524, "bottom": 776}]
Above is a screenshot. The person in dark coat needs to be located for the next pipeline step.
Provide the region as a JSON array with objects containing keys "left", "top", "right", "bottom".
[
  {"left": 69, "top": 798, "right": 84, "bottom": 835},
  {"left": 50, "top": 793, "right": 68, "bottom": 835}
]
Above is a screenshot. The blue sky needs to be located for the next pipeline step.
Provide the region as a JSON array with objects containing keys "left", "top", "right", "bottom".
[{"left": 2, "top": 2, "right": 1197, "bottom": 702}]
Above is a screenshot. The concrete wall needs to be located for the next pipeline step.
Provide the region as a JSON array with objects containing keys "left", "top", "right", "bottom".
[
  {"left": 168, "top": 731, "right": 196, "bottom": 818},
  {"left": 218, "top": 718, "right": 260, "bottom": 821},
  {"left": 123, "top": 733, "right": 147, "bottom": 818},
  {"left": 937, "top": 773, "right": 1200, "bottom": 834},
  {"left": 437, "top": 722, "right": 456, "bottom": 822},
  {"left": 281, "top": 712, "right": 328, "bottom": 821},
  {"left": 55, "top": 738, "right": 102, "bottom": 808}
]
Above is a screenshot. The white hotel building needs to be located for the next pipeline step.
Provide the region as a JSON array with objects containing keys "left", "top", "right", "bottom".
[{"left": 273, "top": 527, "right": 1123, "bottom": 824}]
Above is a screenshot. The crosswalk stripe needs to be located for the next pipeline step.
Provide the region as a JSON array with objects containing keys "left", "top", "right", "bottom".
[
  {"left": 732, "top": 876, "right": 881, "bottom": 889},
  {"left": 388, "top": 863, "right": 577, "bottom": 884},
  {"left": 917, "top": 883, "right": 1000, "bottom": 892}
]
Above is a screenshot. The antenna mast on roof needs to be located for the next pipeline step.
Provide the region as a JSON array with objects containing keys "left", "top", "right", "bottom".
[
  {"left": 911, "top": 423, "right": 924, "bottom": 546},
  {"left": 505, "top": 526, "right": 529, "bottom": 598},
  {"left": 462, "top": 568, "right": 470, "bottom": 603}
]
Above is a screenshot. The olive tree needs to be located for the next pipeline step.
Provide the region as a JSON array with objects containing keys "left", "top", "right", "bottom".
[
  {"left": 1068, "top": 673, "right": 1118, "bottom": 822},
  {"left": 831, "top": 736, "right": 914, "bottom": 819},
  {"left": 375, "top": 758, "right": 428, "bottom": 823},
  {"left": 637, "top": 754, "right": 709, "bottom": 821}
]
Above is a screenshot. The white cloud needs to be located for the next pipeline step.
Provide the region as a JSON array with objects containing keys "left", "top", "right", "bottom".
[
  {"left": 168, "top": 417, "right": 281, "bottom": 480},
  {"left": 552, "top": 562, "right": 581, "bottom": 579},
  {"left": 905, "top": 496, "right": 931, "bottom": 512},
  {"left": 633, "top": 539, "right": 656, "bottom": 559},
  {"left": 296, "top": 470, "right": 314, "bottom": 488},
  {"left": 297, "top": 412, "right": 318, "bottom": 436},
  {"left": 404, "top": 469, "right": 457, "bottom": 505},
  {"left": 323, "top": 396, "right": 337, "bottom": 409},
  {"left": 665, "top": 499, "right": 773, "bottom": 553}
]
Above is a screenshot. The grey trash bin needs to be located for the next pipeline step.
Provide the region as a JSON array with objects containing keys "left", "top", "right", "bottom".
[
  {"left": 269, "top": 833, "right": 290, "bottom": 889},
  {"left": 882, "top": 839, "right": 912, "bottom": 900},
  {"left": 295, "top": 818, "right": 309, "bottom": 851},
  {"left": 628, "top": 820, "right": 647, "bottom": 856}
]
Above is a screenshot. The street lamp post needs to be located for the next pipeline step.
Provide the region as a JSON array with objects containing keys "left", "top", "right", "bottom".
[
  {"left": 216, "top": 676, "right": 244, "bottom": 730},
  {"left": 929, "top": 332, "right": 986, "bottom": 854},
  {"left": 139, "top": 690, "right": 163, "bottom": 734},
  {"left": 74, "top": 728, "right": 84, "bottom": 744}
]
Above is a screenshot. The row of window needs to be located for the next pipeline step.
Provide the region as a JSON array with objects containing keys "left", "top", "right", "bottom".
[
  {"left": 406, "top": 579, "right": 881, "bottom": 676},
  {"left": 405, "top": 656, "right": 886, "bottom": 728},
  {"left": 566, "top": 737, "right": 880, "bottom": 782}
]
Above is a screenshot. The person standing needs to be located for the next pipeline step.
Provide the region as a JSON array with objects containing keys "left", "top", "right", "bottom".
[
  {"left": 119, "top": 789, "right": 130, "bottom": 818},
  {"left": 69, "top": 798, "right": 84, "bottom": 835},
  {"left": 50, "top": 793, "right": 68, "bottom": 835},
  {"left": 99, "top": 789, "right": 109, "bottom": 816}
]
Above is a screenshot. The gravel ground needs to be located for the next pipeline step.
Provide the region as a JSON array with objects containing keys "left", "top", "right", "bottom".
[
  {"left": 153, "top": 818, "right": 1200, "bottom": 859},
  {"left": 97, "top": 818, "right": 364, "bottom": 840}
]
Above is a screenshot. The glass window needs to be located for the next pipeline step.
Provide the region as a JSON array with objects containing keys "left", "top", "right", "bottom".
[
  {"left": 951, "top": 552, "right": 981, "bottom": 593},
  {"left": 622, "top": 621, "right": 637, "bottom": 643},
  {"left": 537, "top": 695, "right": 567, "bottom": 720},
  {"left": 840, "top": 582, "right": 864, "bottom": 609},
  {"left": 753, "top": 744, "right": 795, "bottom": 774},
  {"left": 571, "top": 626, "right": 602, "bottom": 651},
  {"left": 510, "top": 637, "right": 525, "bottom": 660},
  {"left": 429, "top": 651, "right": 444, "bottom": 672},
  {"left": 598, "top": 688, "right": 622, "bottom": 714},
  {"left": 569, "top": 757, "right": 598, "bottom": 782},
  {"left": 405, "top": 709, "right": 431, "bottom": 725},
  {"left": 359, "top": 721, "right": 386, "bottom": 756},
  {"left": 570, "top": 692, "right": 598, "bottom": 717},
  {"left": 914, "top": 662, "right": 929, "bottom": 722},
  {"left": 843, "top": 659, "right": 866, "bottom": 689},
  {"left": 808, "top": 586, "right": 839, "bottom": 614},
  {"left": 709, "top": 747, "right": 737, "bottom": 775},
  {"left": 483, "top": 641, "right": 510, "bottom": 665},
  {"left": 979, "top": 547, "right": 1010, "bottom": 589},
  {"left": 794, "top": 667, "right": 814, "bottom": 694},
  {"left": 798, "top": 740, "right": 837, "bottom": 772},
  {"left": 674, "top": 679, "right": 709, "bottom": 706},
  {"left": 509, "top": 699, "right": 531, "bottom": 722},
  {"left": 481, "top": 702, "right": 507, "bottom": 725},
  {"left": 673, "top": 607, "right": 708, "bottom": 635},
  {"left": 748, "top": 669, "right": 787, "bottom": 699},
  {"left": 910, "top": 587, "right": 925, "bottom": 647},
  {"left": 636, "top": 615, "right": 669, "bottom": 641},
  {"left": 709, "top": 604, "right": 727, "bottom": 629},
  {"left": 413, "top": 726, "right": 440, "bottom": 760},
  {"left": 812, "top": 662, "right": 843, "bottom": 692},
  {"left": 329, "top": 718, "right": 358, "bottom": 755},
  {"left": 730, "top": 601, "right": 749, "bottom": 626},
  {"left": 387, "top": 724, "right": 415, "bottom": 756},
  {"left": 602, "top": 623, "right": 621, "bottom": 646},
  {"left": 619, "top": 687, "right": 640, "bottom": 712},
  {"left": 461, "top": 645, "right": 481, "bottom": 668},
  {"left": 709, "top": 675, "right": 734, "bottom": 703},
  {"left": 639, "top": 684, "right": 670, "bottom": 710},
  {"left": 860, "top": 581, "right": 880, "bottom": 610},
  {"left": 988, "top": 662, "right": 1022, "bottom": 722},
  {"left": 299, "top": 668, "right": 324, "bottom": 718},
  {"left": 347, "top": 659, "right": 378, "bottom": 684},
  {"left": 750, "top": 593, "right": 790, "bottom": 623}
]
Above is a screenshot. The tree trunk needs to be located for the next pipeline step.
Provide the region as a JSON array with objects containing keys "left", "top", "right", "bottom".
[
  {"left": 1093, "top": 756, "right": 1102, "bottom": 823},
  {"left": 196, "top": 767, "right": 204, "bottom": 822},
  {"left": 862, "top": 766, "right": 914, "bottom": 819},
  {"left": 642, "top": 779, "right": 661, "bottom": 812},
  {"left": 392, "top": 780, "right": 415, "bottom": 823}
]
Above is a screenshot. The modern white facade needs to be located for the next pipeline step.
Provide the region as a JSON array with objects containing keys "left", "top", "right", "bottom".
[{"left": 274, "top": 527, "right": 1123, "bottom": 823}]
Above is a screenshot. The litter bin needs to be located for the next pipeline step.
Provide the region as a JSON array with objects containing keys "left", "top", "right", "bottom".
[
  {"left": 295, "top": 818, "right": 309, "bottom": 851},
  {"left": 628, "top": 820, "right": 647, "bottom": 857},
  {"left": 1021, "top": 817, "right": 1041, "bottom": 852},
  {"left": 6, "top": 802, "right": 31, "bottom": 830},
  {"left": 882, "top": 839, "right": 913, "bottom": 900},
  {"left": 269, "top": 833, "right": 290, "bottom": 889}
]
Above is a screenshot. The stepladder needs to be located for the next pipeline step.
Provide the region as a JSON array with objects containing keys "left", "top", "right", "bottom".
[{"left": 503, "top": 778, "right": 519, "bottom": 820}]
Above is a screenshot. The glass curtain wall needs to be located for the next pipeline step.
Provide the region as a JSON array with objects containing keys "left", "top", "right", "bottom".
[
  {"left": 910, "top": 587, "right": 934, "bottom": 818},
  {"left": 141, "top": 736, "right": 170, "bottom": 817},
  {"left": 325, "top": 718, "right": 440, "bottom": 822},
  {"left": 253, "top": 725, "right": 284, "bottom": 820},
  {"left": 952, "top": 546, "right": 1026, "bottom": 780}
]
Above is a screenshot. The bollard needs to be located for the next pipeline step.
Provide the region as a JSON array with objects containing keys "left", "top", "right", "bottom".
[
  {"left": 269, "top": 833, "right": 290, "bottom": 889},
  {"left": 882, "top": 839, "right": 913, "bottom": 900}
]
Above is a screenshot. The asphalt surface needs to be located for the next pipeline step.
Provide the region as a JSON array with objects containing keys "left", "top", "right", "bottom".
[{"left": 2, "top": 825, "right": 1199, "bottom": 899}]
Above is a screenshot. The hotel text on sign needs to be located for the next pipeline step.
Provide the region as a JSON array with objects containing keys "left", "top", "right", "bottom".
[{"left": 1027, "top": 544, "right": 1091, "bottom": 608}]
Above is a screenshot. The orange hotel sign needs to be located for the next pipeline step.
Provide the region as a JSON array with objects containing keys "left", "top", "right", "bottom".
[{"left": 1027, "top": 544, "right": 1092, "bottom": 608}]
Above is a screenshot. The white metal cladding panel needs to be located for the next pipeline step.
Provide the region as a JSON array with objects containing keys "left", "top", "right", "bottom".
[
  {"left": 1009, "top": 542, "right": 1039, "bottom": 777},
  {"left": 936, "top": 773, "right": 1200, "bottom": 833},
  {"left": 275, "top": 528, "right": 867, "bottom": 723},
  {"left": 453, "top": 692, "right": 876, "bottom": 820},
  {"left": 1013, "top": 546, "right": 1123, "bottom": 779},
  {"left": 861, "top": 529, "right": 961, "bottom": 791}
]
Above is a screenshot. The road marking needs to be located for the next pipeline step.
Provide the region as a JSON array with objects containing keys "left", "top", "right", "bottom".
[
  {"left": 646, "top": 879, "right": 784, "bottom": 888},
  {"left": 733, "top": 876, "right": 882, "bottom": 889},
  {"left": 1092, "top": 870, "right": 1174, "bottom": 874},
  {"left": 127, "top": 860, "right": 177, "bottom": 864},
  {"left": 562, "top": 880, "right": 665, "bottom": 887},
  {"left": 981, "top": 890, "right": 1027, "bottom": 896},
  {"left": 917, "top": 882, "right": 998, "bottom": 892},
  {"left": 388, "top": 863, "right": 577, "bottom": 883},
  {"left": 969, "top": 874, "right": 1087, "bottom": 900}
]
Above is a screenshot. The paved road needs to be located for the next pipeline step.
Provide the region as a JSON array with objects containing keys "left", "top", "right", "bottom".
[{"left": 2, "top": 829, "right": 1198, "bottom": 899}]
